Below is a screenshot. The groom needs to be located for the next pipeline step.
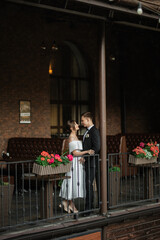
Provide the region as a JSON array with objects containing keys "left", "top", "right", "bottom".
[{"left": 81, "top": 112, "right": 100, "bottom": 213}]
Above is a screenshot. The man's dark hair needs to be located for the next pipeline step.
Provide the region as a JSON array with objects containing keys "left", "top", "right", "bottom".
[{"left": 81, "top": 112, "right": 93, "bottom": 121}]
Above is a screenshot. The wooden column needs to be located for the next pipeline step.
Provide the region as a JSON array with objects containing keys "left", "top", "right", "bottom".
[
  {"left": 99, "top": 21, "right": 107, "bottom": 215},
  {"left": 40, "top": 181, "right": 53, "bottom": 219}
]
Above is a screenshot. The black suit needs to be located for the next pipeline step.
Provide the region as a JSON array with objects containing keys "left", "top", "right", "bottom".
[{"left": 83, "top": 126, "right": 100, "bottom": 210}]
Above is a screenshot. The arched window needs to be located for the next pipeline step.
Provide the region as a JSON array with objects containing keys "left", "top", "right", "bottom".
[{"left": 50, "top": 41, "right": 89, "bottom": 137}]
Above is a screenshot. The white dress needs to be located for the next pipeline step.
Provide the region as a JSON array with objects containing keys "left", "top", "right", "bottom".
[{"left": 59, "top": 140, "right": 86, "bottom": 200}]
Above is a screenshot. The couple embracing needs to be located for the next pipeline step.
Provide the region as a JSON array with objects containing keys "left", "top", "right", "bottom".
[{"left": 59, "top": 112, "right": 100, "bottom": 214}]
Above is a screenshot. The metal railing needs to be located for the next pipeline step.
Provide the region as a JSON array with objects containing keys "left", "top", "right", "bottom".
[
  {"left": 2, "top": 152, "right": 160, "bottom": 230},
  {"left": 108, "top": 152, "right": 160, "bottom": 209},
  {"left": 0, "top": 154, "right": 100, "bottom": 230}
]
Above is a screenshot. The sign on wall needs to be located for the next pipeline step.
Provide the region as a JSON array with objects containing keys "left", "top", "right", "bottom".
[{"left": 19, "top": 100, "right": 31, "bottom": 124}]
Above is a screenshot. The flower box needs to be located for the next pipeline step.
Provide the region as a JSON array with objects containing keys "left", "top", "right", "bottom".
[
  {"left": 32, "top": 162, "right": 72, "bottom": 176},
  {"left": 129, "top": 154, "right": 157, "bottom": 165}
]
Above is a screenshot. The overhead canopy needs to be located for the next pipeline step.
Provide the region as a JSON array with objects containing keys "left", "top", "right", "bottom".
[{"left": 6, "top": 0, "right": 160, "bottom": 29}]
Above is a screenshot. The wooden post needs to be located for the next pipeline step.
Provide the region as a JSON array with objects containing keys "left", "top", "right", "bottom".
[
  {"left": 40, "top": 181, "right": 53, "bottom": 219},
  {"left": 99, "top": 21, "right": 107, "bottom": 215}
]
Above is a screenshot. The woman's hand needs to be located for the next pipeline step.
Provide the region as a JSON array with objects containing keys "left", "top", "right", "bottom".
[{"left": 88, "top": 149, "right": 95, "bottom": 155}]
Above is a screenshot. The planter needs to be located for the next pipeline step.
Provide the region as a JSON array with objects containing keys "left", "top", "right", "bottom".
[
  {"left": 109, "top": 169, "right": 120, "bottom": 207},
  {"left": 32, "top": 162, "right": 72, "bottom": 176},
  {"left": 0, "top": 184, "right": 14, "bottom": 227},
  {"left": 129, "top": 154, "right": 157, "bottom": 165}
]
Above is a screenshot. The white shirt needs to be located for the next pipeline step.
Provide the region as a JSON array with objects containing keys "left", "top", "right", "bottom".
[{"left": 83, "top": 125, "right": 94, "bottom": 142}]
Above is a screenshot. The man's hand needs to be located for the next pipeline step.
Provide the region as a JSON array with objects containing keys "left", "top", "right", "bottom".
[{"left": 88, "top": 149, "right": 95, "bottom": 155}]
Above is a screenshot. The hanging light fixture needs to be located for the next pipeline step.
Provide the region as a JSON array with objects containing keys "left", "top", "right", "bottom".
[
  {"left": 137, "top": 2, "right": 143, "bottom": 15},
  {"left": 49, "top": 41, "right": 58, "bottom": 75}
]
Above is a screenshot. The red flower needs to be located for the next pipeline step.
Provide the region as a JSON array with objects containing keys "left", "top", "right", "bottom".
[
  {"left": 49, "top": 158, "right": 54, "bottom": 164},
  {"left": 41, "top": 151, "right": 49, "bottom": 157},
  {"left": 36, "top": 151, "right": 72, "bottom": 167},
  {"left": 140, "top": 142, "right": 145, "bottom": 148},
  {"left": 67, "top": 154, "right": 73, "bottom": 161},
  {"left": 55, "top": 154, "right": 61, "bottom": 159},
  {"left": 58, "top": 158, "right": 62, "bottom": 162}
]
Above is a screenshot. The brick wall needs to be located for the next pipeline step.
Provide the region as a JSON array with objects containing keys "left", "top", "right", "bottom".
[
  {"left": 1, "top": 3, "right": 159, "bottom": 155},
  {"left": 0, "top": 5, "right": 51, "bottom": 153},
  {"left": 0, "top": 3, "right": 108, "bottom": 154},
  {"left": 107, "top": 24, "right": 160, "bottom": 135},
  {"left": 104, "top": 213, "right": 160, "bottom": 239}
]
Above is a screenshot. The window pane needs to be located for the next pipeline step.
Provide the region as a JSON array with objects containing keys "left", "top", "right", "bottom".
[
  {"left": 60, "top": 104, "right": 63, "bottom": 126},
  {"left": 79, "top": 105, "right": 88, "bottom": 115},
  {"left": 51, "top": 104, "right": 58, "bottom": 126},
  {"left": 50, "top": 78, "right": 58, "bottom": 101},
  {"left": 51, "top": 128, "right": 58, "bottom": 135},
  {"left": 71, "top": 55, "right": 80, "bottom": 78},
  {"left": 60, "top": 78, "right": 72, "bottom": 101},
  {"left": 71, "top": 79, "right": 76, "bottom": 100},
  {"left": 78, "top": 105, "right": 89, "bottom": 135},
  {"left": 62, "top": 104, "right": 72, "bottom": 127},
  {"left": 78, "top": 80, "right": 88, "bottom": 101},
  {"left": 71, "top": 105, "right": 76, "bottom": 120}
]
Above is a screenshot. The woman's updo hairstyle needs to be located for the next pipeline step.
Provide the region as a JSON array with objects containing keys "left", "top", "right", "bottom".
[{"left": 66, "top": 120, "right": 76, "bottom": 133}]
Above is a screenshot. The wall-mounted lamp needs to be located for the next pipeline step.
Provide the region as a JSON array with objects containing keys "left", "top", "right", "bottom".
[
  {"left": 137, "top": 2, "right": 143, "bottom": 15},
  {"left": 40, "top": 40, "right": 58, "bottom": 75},
  {"left": 40, "top": 41, "right": 47, "bottom": 50},
  {"left": 51, "top": 42, "right": 58, "bottom": 51},
  {"left": 41, "top": 40, "right": 58, "bottom": 52},
  {"left": 109, "top": 54, "right": 116, "bottom": 61},
  {"left": 49, "top": 62, "right": 53, "bottom": 75}
]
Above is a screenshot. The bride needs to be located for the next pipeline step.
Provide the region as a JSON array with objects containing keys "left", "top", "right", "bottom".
[{"left": 59, "top": 120, "right": 94, "bottom": 213}]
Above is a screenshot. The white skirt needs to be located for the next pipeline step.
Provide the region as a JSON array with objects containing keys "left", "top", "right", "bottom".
[{"left": 59, "top": 156, "right": 86, "bottom": 200}]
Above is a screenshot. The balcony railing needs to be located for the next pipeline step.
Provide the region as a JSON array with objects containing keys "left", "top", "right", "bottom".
[
  {"left": 108, "top": 153, "right": 160, "bottom": 209},
  {"left": 1, "top": 152, "right": 160, "bottom": 231},
  {"left": 0, "top": 154, "right": 100, "bottom": 230}
]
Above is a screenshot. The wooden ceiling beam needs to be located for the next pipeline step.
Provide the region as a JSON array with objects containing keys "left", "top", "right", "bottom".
[{"left": 6, "top": 0, "right": 106, "bottom": 20}]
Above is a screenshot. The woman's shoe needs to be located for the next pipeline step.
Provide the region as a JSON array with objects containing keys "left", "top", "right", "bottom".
[
  {"left": 69, "top": 204, "right": 78, "bottom": 213},
  {"left": 59, "top": 201, "right": 71, "bottom": 213}
]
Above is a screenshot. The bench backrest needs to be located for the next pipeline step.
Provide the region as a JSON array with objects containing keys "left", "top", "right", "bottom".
[
  {"left": 125, "top": 133, "right": 160, "bottom": 152},
  {"left": 7, "top": 138, "right": 63, "bottom": 160},
  {"left": 7, "top": 134, "right": 123, "bottom": 160},
  {"left": 107, "top": 134, "right": 122, "bottom": 154}
]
